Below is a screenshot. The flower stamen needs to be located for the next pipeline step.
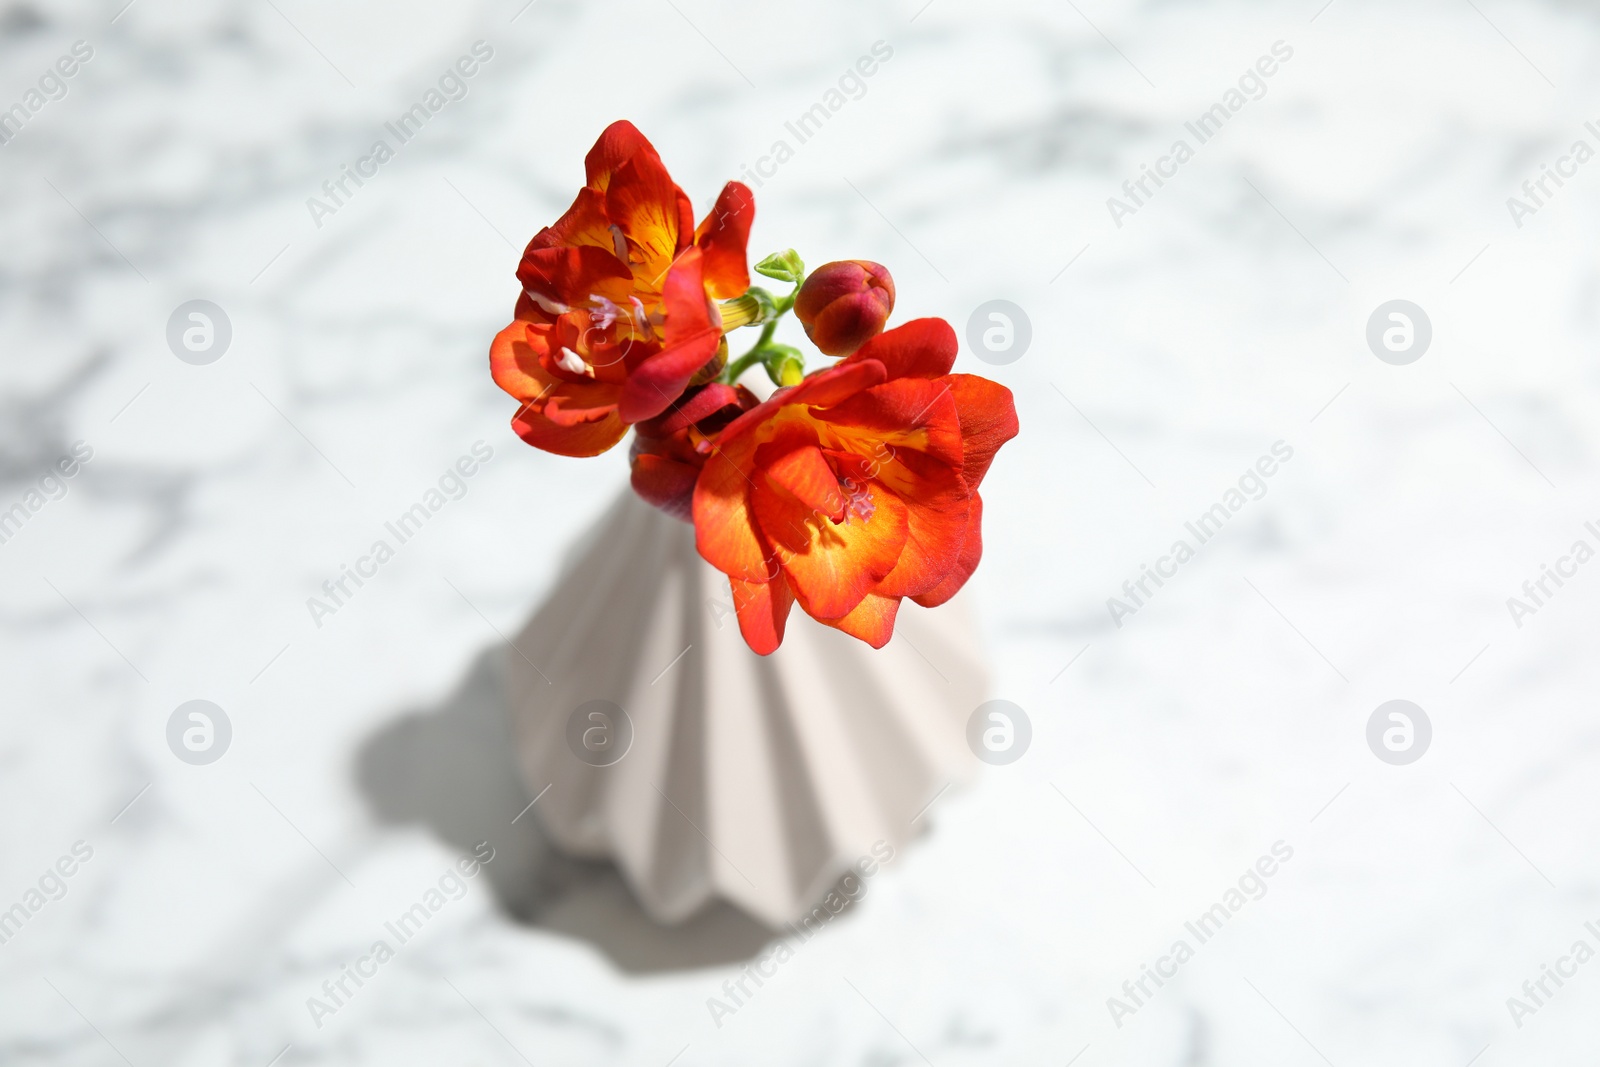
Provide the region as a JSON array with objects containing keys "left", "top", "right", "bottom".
[
  {"left": 588, "top": 294, "right": 621, "bottom": 329},
  {"left": 524, "top": 288, "right": 571, "bottom": 315},
  {"left": 838, "top": 478, "right": 875, "bottom": 524},
  {"left": 555, "top": 346, "right": 590, "bottom": 376}
]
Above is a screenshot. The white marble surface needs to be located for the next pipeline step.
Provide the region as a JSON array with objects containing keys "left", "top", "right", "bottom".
[{"left": 4, "top": 0, "right": 1600, "bottom": 1062}]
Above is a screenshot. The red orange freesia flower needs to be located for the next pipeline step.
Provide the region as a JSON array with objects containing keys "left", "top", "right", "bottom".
[
  {"left": 689, "top": 318, "right": 1018, "bottom": 654},
  {"left": 489, "top": 121, "right": 754, "bottom": 456}
]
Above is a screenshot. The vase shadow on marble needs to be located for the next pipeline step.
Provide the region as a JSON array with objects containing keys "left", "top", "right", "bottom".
[
  {"left": 358, "top": 488, "right": 986, "bottom": 964},
  {"left": 354, "top": 647, "right": 777, "bottom": 975}
]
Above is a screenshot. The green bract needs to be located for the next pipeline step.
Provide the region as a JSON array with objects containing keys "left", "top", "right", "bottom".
[{"left": 754, "top": 249, "right": 806, "bottom": 284}]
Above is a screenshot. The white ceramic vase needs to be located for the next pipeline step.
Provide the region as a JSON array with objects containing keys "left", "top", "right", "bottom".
[{"left": 505, "top": 488, "right": 986, "bottom": 929}]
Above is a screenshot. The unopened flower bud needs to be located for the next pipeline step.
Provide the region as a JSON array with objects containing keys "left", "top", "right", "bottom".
[
  {"left": 754, "top": 249, "right": 805, "bottom": 284},
  {"left": 793, "top": 260, "right": 895, "bottom": 357},
  {"left": 766, "top": 346, "right": 805, "bottom": 388}
]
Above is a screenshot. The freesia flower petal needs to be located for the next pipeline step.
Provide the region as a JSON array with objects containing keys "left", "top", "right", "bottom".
[
  {"left": 517, "top": 245, "right": 633, "bottom": 310},
  {"left": 761, "top": 442, "right": 846, "bottom": 519},
  {"left": 619, "top": 249, "right": 721, "bottom": 422},
  {"left": 731, "top": 575, "right": 795, "bottom": 656},
  {"left": 755, "top": 478, "right": 908, "bottom": 620},
  {"left": 630, "top": 453, "right": 700, "bottom": 521},
  {"left": 699, "top": 354, "right": 888, "bottom": 455},
  {"left": 510, "top": 404, "right": 625, "bottom": 457},
  {"left": 788, "top": 359, "right": 889, "bottom": 410},
  {"left": 489, "top": 320, "right": 554, "bottom": 399},
  {"left": 527, "top": 187, "right": 616, "bottom": 258},
  {"left": 842, "top": 317, "right": 958, "bottom": 380},
  {"left": 867, "top": 452, "right": 971, "bottom": 599},
  {"left": 942, "top": 373, "right": 1020, "bottom": 489},
  {"left": 638, "top": 381, "right": 741, "bottom": 439},
  {"left": 912, "top": 493, "right": 984, "bottom": 607},
  {"left": 543, "top": 390, "right": 621, "bottom": 426},
  {"left": 605, "top": 153, "right": 694, "bottom": 283},
  {"left": 583, "top": 119, "right": 660, "bottom": 192},
  {"left": 815, "top": 377, "right": 965, "bottom": 468},
  {"left": 819, "top": 592, "right": 900, "bottom": 648},
  {"left": 694, "top": 443, "right": 775, "bottom": 582},
  {"left": 492, "top": 321, "right": 627, "bottom": 456},
  {"left": 694, "top": 181, "right": 755, "bottom": 300}
]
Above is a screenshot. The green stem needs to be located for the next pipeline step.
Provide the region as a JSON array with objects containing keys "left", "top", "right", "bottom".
[
  {"left": 721, "top": 288, "right": 798, "bottom": 386},
  {"left": 721, "top": 342, "right": 772, "bottom": 385}
]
